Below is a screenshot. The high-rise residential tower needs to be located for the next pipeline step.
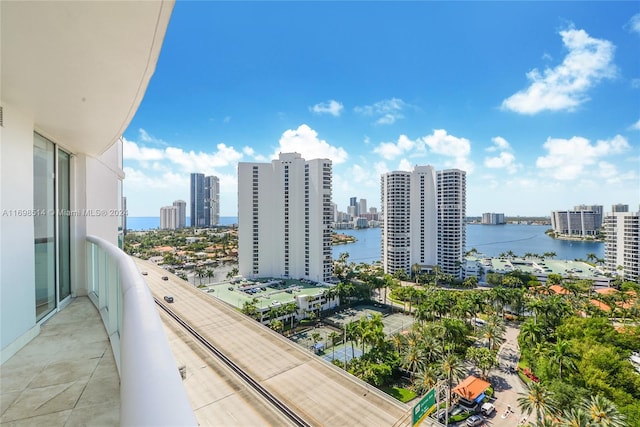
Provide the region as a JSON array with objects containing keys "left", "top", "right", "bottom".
[
  {"left": 190, "top": 173, "right": 205, "bottom": 227},
  {"left": 160, "top": 205, "right": 178, "bottom": 230},
  {"left": 381, "top": 165, "right": 466, "bottom": 278},
  {"left": 238, "top": 153, "right": 333, "bottom": 282},
  {"left": 604, "top": 208, "right": 639, "bottom": 281},
  {"left": 173, "top": 199, "right": 187, "bottom": 229},
  {"left": 204, "top": 176, "right": 220, "bottom": 226}
]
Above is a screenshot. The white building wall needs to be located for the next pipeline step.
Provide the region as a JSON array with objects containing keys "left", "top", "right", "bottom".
[
  {"left": 0, "top": 101, "right": 125, "bottom": 361},
  {"left": 410, "top": 165, "right": 437, "bottom": 268},
  {"left": 1, "top": 103, "right": 39, "bottom": 359},
  {"left": 238, "top": 153, "right": 332, "bottom": 281}
]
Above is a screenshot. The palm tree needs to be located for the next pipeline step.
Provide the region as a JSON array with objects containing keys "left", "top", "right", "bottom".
[
  {"left": 270, "top": 319, "right": 283, "bottom": 333},
  {"left": 345, "top": 321, "right": 358, "bottom": 360},
  {"left": 550, "top": 339, "right": 577, "bottom": 380},
  {"left": 481, "top": 316, "right": 506, "bottom": 350},
  {"left": 205, "top": 268, "right": 214, "bottom": 284},
  {"left": 284, "top": 302, "right": 297, "bottom": 329},
  {"left": 561, "top": 407, "right": 592, "bottom": 427},
  {"left": 401, "top": 345, "right": 424, "bottom": 383},
  {"left": 413, "top": 365, "right": 439, "bottom": 396},
  {"left": 519, "top": 319, "right": 544, "bottom": 347},
  {"left": 412, "top": 263, "right": 421, "bottom": 284},
  {"left": 517, "top": 382, "right": 557, "bottom": 423},
  {"left": 328, "top": 331, "right": 341, "bottom": 361},
  {"left": 582, "top": 395, "right": 626, "bottom": 427},
  {"left": 226, "top": 267, "right": 239, "bottom": 280},
  {"left": 390, "top": 333, "right": 406, "bottom": 353},
  {"left": 440, "top": 353, "right": 465, "bottom": 399}
]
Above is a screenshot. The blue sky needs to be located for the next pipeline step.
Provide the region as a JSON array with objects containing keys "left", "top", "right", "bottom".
[{"left": 123, "top": 1, "right": 640, "bottom": 217}]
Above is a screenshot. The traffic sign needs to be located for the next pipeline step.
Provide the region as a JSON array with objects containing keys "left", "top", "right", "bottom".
[{"left": 412, "top": 387, "right": 436, "bottom": 426}]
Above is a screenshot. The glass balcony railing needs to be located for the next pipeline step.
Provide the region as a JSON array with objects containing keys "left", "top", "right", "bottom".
[{"left": 86, "top": 235, "right": 197, "bottom": 426}]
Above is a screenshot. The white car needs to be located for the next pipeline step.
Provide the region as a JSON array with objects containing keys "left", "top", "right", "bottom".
[{"left": 481, "top": 402, "right": 495, "bottom": 416}]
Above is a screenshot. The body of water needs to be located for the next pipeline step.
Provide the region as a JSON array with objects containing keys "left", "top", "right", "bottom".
[
  {"left": 332, "top": 224, "right": 603, "bottom": 264},
  {"left": 126, "top": 216, "right": 238, "bottom": 231},
  {"left": 128, "top": 218, "right": 603, "bottom": 263}
]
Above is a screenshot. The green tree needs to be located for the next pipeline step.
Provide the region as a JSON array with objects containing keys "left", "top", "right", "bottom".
[
  {"left": 465, "top": 347, "right": 498, "bottom": 379},
  {"left": 441, "top": 353, "right": 466, "bottom": 400},
  {"left": 582, "top": 395, "right": 627, "bottom": 427},
  {"left": 413, "top": 365, "right": 439, "bottom": 396},
  {"left": 328, "top": 331, "right": 341, "bottom": 361},
  {"left": 550, "top": 339, "right": 577, "bottom": 380},
  {"left": 517, "top": 382, "right": 557, "bottom": 423}
]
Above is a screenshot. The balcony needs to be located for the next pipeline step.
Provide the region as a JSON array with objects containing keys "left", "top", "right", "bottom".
[{"left": 1, "top": 236, "right": 196, "bottom": 425}]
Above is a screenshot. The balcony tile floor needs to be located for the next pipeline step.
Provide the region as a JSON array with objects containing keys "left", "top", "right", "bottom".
[{"left": 0, "top": 297, "right": 119, "bottom": 426}]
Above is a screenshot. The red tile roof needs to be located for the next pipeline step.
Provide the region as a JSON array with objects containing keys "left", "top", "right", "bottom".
[{"left": 452, "top": 376, "right": 491, "bottom": 401}]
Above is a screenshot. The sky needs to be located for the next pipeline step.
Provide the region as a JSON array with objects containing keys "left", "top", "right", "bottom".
[{"left": 123, "top": 1, "right": 640, "bottom": 218}]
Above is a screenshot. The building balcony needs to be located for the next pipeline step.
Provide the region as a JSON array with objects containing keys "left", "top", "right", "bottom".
[{"left": 1, "top": 236, "right": 196, "bottom": 426}]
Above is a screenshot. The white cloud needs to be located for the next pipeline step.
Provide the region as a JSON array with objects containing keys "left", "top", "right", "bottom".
[
  {"left": 123, "top": 138, "right": 164, "bottom": 161},
  {"left": 630, "top": 118, "right": 640, "bottom": 130},
  {"left": 373, "top": 134, "right": 417, "bottom": 160},
  {"left": 420, "top": 129, "right": 471, "bottom": 158},
  {"left": 502, "top": 27, "right": 616, "bottom": 114},
  {"left": 372, "top": 129, "right": 473, "bottom": 172},
  {"left": 486, "top": 136, "right": 511, "bottom": 152},
  {"left": 397, "top": 158, "right": 413, "bottom": 172},
  {"left": 310, "top": 100, "right": 344, "bottom": 117},
  {"left": 485, "top": 152, "right": 516, "bottom": 170},
  {"left": 275, "top": 124, "right": 348, "bottom": 164},
  {"left": 627, "top": 13, "right": 640, "bottom": 34},
  {"left": 354, "top": 98, "right": 407, "bottom": 125},
  {"left": 536, "top": 134, "right": 630, "bottom": 180},
  {"left": 484, "top": 136, "right": 520, "bottom": 173},
  {"left": 164, "top": 143, "right": 243, "bottom": 172}
]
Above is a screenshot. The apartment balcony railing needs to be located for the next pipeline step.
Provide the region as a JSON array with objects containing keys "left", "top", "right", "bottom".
[{"left": 86, "top": 235, "right": 197, "bottom": 426}]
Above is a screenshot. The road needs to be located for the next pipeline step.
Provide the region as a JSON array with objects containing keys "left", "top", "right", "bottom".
[
  {"left": 136, "top": 258, "right": 411, "bottom": 427},
  {"left": 481, "top": 324, "right": 527, "bottom": 427}
]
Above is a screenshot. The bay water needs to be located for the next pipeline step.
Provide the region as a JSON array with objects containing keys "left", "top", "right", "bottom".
[{"left": 127, "top": 218, "right": 603, "bottom": 263}]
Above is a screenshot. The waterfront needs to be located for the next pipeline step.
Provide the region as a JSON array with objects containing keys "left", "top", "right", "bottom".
[
  {"left": 332, "top": 224, "right": 604, "bottom": 264},
  {"left": 127, "top": 218, "right": 604, "bottom": 264}
]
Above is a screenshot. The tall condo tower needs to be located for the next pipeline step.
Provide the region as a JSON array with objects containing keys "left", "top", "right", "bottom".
[
  {"left": 238, "top": 153, "right": 333, "bottom": 282},
  {"left": 190, "top": 173, "right": 205, "bottom": 227},
  {"left": 381, "top": 165, "right": 466, "bottom": 278},
  {"left": 604, "top": 208, "right": 639, "bottom": 281},
  {"left": 204, "top": 176, "right": 220, "bottom": 226},
  {"left": 173, "top": 200, "right": 187, "bottom": 229}
]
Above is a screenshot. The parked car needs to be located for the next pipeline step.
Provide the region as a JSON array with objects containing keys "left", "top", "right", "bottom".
[
  {"left": 466, "top": 415, "right": 483, "bottom": 427},
  {"left": 481, "top": 402, "right": 495, "bottom": 416},
  {"left": 164, "top": 295, "right": 174, "bottom": 303},
  {"left": 162, "top": 276, "right": 168, "bottom": 281},
  {"left": 141, "top": 271, "right": 148, "bottom": 276}
]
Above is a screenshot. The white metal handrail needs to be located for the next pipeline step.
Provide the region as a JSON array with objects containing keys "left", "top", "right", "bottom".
[{"left": 86, "top": 235, "right": 197, "bottom": 426}]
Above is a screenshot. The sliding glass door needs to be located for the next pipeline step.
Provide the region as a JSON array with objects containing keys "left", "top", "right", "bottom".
[
  {"left": 34, "top": 133, "right": 71, "bottom": 321},
  {"left": 58, "top": 150, "right": 71, "bottom": 301},
  {"left": 34, "top": 134, "right": 56, "bottom": 320}
]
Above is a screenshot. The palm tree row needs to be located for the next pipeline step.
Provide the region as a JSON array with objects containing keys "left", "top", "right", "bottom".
[{"left": 518, "top": 383, "right": 627, "bottom": 427}]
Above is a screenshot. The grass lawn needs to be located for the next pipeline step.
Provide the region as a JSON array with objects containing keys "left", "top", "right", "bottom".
[{"left": 383, "top": 386, "right": 417, "bottom": 403}]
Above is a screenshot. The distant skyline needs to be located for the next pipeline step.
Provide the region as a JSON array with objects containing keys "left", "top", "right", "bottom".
[{"left": 123, "top": 2, "right": 639, "bottom": 217}]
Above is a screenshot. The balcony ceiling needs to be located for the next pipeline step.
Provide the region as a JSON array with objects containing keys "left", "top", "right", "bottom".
[{"left": 1, "top": 1, "right": 174, "bottom": 155}]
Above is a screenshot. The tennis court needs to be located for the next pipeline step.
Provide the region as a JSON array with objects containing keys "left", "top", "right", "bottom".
[{"left": 324, "top": 304, "right": 416, "bottom": 336}]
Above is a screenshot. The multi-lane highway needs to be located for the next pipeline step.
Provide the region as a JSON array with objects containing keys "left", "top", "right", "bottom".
[{"left": 135, "top": 258, "right": 411, "bottom": 427}]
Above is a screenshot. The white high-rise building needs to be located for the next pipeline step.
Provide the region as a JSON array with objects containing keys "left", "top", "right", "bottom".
[
  {"left": 160, "top": 206, "right": 178, "bottom": 230},
  {"left": 173, "top": 200, "right": 187, "bottom": 229},
  {"left": 204, "top": 176, "right": 220, "bottom": 226},
  {"left": 238, "top": 153, "right": 333, "bottom": 282},
  {"left": 381, "top": 166, "right": 466, "bottom": 278},
  {"left": 604, "top": 209, "right": 639, "bottom": 281}
]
